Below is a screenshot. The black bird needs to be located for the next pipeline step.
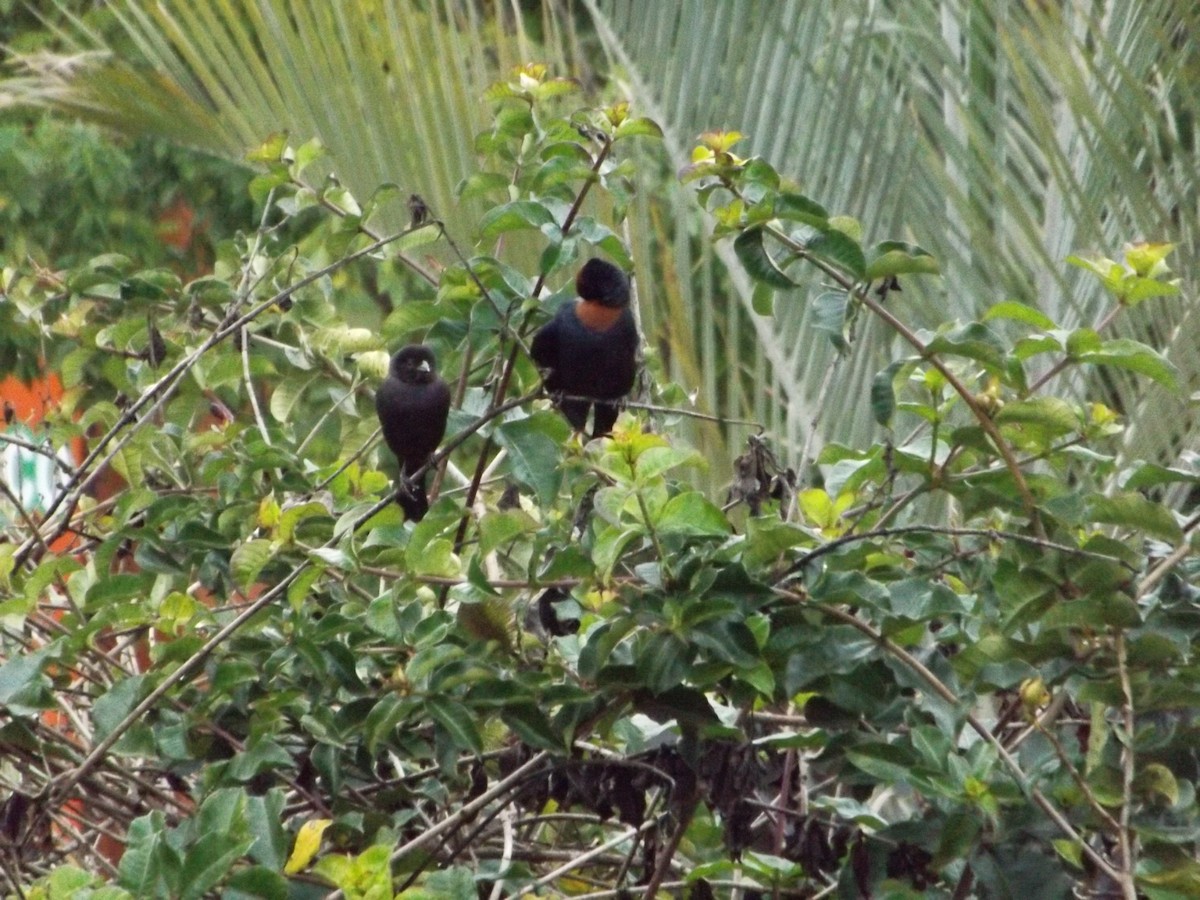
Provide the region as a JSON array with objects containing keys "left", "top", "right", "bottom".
[
  {"left": 375, "top": 345, "right": 451, "bottom": 520},
  {"left": 530, "top": 258, "right": 638, "bottom": 437}
]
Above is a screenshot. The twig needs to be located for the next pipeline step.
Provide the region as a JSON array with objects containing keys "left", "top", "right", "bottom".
[
  {"left": 1114, "top": 632, "right": 1137, "bottom": 900},
  {"left": 512, "top": 818, "right": 661, "bottom": 899},
  {"left": 782, "top": 524, "right": 1131, "bottom": 580}
]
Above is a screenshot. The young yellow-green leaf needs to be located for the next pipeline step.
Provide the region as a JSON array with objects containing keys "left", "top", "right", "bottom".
[
  {"left": 246, "top": 132, "right": 288, "bottom": 164},
  {"left": 1123, "top": 275, "right": 1179, "bottom": 305},
  {"left": 284, "top": 819, "right": 331, "bottom": 874},
  {"left": 614, "top": 116, "right": 663, "bottom": 140},
  {"left": 1124, "top": 241, "right": 1174, "bottom": 276},
  {"left": 983, "top": 300, "right": 1058, "bottom": 330},
  {"left": 314, "top": 844, "right": 392, "bottom": 896},
  {"left": 751, "top": 282, "right": 775, "bottom": 316}
]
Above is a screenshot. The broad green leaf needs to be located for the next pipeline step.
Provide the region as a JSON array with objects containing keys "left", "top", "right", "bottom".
[
  {"left": 635, "top": 445, "right": 703, "bottom": 481},
  {"left": 1075, "top": 338, "right": 1179, "bottom": 389},
  {"left": 806, "top": 228, "right": 866, "bottom": 279},
  {"left": 1086, "top": 492, "right": 1182, "bottom": 543},
  {"left": 180, "top": 830, "right": 256, "bottom": 900},
  {"left": 983, "top": 300, "right": 1057, "bottom": 330},
  {"left": 92, "top": 674, "right": 149, "bottom": 742},
  {"left": 865, "top": 240, "right": 940, "bottom": 280},
  {"left": 501, "top": 703, "right": 566, "bottom": 751},
  {"left": 496, "top": 412, "right": 570, "bottom": 503},
  {"left": 812, "top": 290, "right": 850, "bottom": 354},
  {"left": 656, "top": 492, "right": 729, "bottom": 536},
  {"left": 614, "top": 116, "right": 663, "bottom": 139},
  {"left": 773, "top": 192, "right": 829, "bottom": 228},
  {"left": 925, "top": 322, "right": 1007, "bottom": 370},
  {"left": 995, "top": 397, "right": 1079, "bottom": 439},
  {"left": 0, "top": 649, "right": 51, "bottom": 715},
  {"left": 426, "top": 695, "right": 483, "bottom": 753},
  {"left": 231, "top": 539, "right": 275, "bottom": 591},
  {"left": 478, "top": 200, "right": 557, "bottom": 239},
  {"left": 733, "top": 227, "right": 796, "bottom": 289}
]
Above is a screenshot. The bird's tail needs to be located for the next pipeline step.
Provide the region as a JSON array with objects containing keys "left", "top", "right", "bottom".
[{"left": 397, "top": 473, "right": 430, "bottom": 521}]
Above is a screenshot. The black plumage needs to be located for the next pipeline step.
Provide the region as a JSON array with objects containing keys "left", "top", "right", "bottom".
[
  {"left": 530, "top": 258, "right": 639, "bottom": 437},
  {"left": 375, "top": 345, "right": 451, "bottom": 520}
]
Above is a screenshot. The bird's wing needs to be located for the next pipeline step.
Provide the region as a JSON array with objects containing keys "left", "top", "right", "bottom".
[{"left": 529, "top": 311, "right": 561, "bottom": 372}]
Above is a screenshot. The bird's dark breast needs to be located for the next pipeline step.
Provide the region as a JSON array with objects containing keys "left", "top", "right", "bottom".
[
  {"left": 375, "top": 378, "right": 451, "bottom": 472},
  {"left": 542, "top": 305, "right": 637, "bottom": 400}
]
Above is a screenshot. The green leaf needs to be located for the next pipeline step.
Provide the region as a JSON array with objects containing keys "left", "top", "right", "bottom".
[
  {"left": 92, "top": 674, "right": 149, "bottom": 742},
  {"left": 743, "top": 281, "right": 770, "bottom": 316},
  {"left": 984, "top": 300, "right": 1057, "bottom": 330},
  {"left": 773, "top": 192, "right": 829, "bottom": 228},
  {"left": 614, "top": 116, "right": 663, "bottom": 140},
  {"left": 278, "top": 501, "right": 332, "bottom": 543},
  {"left": 0, "top": 649, "right": 51, "bottom": 715},
  {"left": 733, "top": 227, "right": 796, "bottom": 289},
  {"left": 635, "top": 445, "right": 704, "bottom": 481},
  {"left": 496, "top": 412, "right": 571, "bottom": 504},
  {"left": 408, "top": 538, "right": 460, "bottom": 577},
  {"left": 119, "top": 812, "right": 178, "bottom": 897},
  {"left": 426, "top": 696, "right": 483, "bottom": 753},
  {"left": 656, "top": 492, "right": 730, "bottom": 536},
  {"left": 224, "top": 866, "right": 288, "bottom": 900},
  {"left": 865, "top": 240, "right": 940, "bottom": 280},
  {"left": 1042, "top": 593, "right": 1141, "bottom": 629},
  {"left": 180, "top": 831, "right": 256, "bottom": 900},
  {"left": 501, "top": 703, "right": 566, "bottom": 751},
  {"left": 231, "top": 539, "right": 275, "bottom": 591},
  {"left": 1075, "top": 338, "right": 1179, "bottom": 389},
  {"left": 394, "top": 223, "right": 442, "bottom": 253},
  {"left": 591, "top": 525, "right": 641, "bottom": 581},
  {"left": 812, "top": 290, "right": 850, "bottom": 353},
  {"left": 925, "top": 322, "right": 1007, "bottom": 369},
  {"left": 244, "top": 790, "right": 288, "bottom": 869},
  {"left": 871, "top": 360, "right": 907, "bottom": 427},
  {"left": 806, "top": 228, "right": 866, "bottom": 279},
  {"left": 995, "top": 397, "right": 1079, "bottom": 439},
  {"left": 1086, "top": 492, "right": 1182, "bottom": 543},
  {"left": 478, "top": 200, "right": 557, "bottom": 239}
]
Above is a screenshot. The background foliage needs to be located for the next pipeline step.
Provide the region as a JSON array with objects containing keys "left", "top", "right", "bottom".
[{"left": 1, "top": 2, "right": 1198, "bottom": 899}]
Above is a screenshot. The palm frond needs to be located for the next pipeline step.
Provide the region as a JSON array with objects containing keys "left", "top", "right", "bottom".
[{"left": 587, "top": 0, "right": 1199, "bottom": 473}]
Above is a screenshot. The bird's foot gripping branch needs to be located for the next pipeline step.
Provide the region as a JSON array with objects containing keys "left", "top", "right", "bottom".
[{"left": 3, "top": 67, "right": 1197, "bottom": 900}]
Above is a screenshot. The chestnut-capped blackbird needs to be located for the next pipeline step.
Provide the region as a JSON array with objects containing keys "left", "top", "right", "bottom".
[
  {"left": 375, "top": 345, "right": 451, "bottom": 521},
  {"left": 530, "top": 258, "right": 638, "bottom": 437}
]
